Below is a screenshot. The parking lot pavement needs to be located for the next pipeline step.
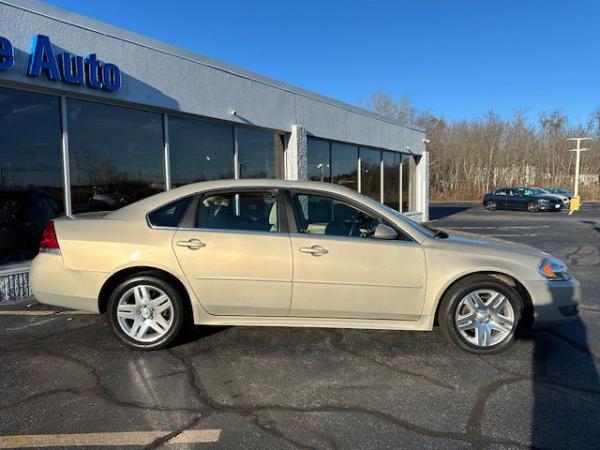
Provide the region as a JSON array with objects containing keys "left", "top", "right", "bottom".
[{"left": 1, "top": 203, "right": 599, "bottom": 449}]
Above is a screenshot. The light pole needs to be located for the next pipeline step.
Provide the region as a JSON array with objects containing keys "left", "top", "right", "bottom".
[
  {"left": 567, "top": 137, "right": 591, "bottom": 197},
  {"left": 566, "top": 137, "right": 591, "bottom": 214}
]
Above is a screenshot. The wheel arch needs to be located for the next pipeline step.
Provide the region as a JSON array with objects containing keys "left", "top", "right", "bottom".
[
  {"left": 433, "top": 271, "right": 534, "bottom": 326},
  {"left": 98, "top": 266, "right": 194, "bottom": 322}
]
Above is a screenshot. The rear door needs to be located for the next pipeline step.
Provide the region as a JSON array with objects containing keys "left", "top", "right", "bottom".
[
  {"left": 286, "top": 191, "right": 426, "bottom": 321},
  {"left": 493, "top": 189, "right": 508, "bottom": 208},
  {"left": 506, "top": 189, "right": 526, "bottom": 210},
  {"left": 172, "top": 189, "right": 292, "bottom": 316}
]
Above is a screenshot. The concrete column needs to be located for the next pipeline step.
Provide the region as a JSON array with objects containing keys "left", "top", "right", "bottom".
[
  {"left": 285, "top": 124, "right": 308, "bottom": 181},
  {"left": 416, "top": 149, "right": 430, "bottom": 222}
]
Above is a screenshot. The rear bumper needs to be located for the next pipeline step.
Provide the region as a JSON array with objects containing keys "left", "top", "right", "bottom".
[
  {"left": 30, "top": 253, "right": 105, "bottom": 313},
  {"left": 526, "top": 278, "right": 581, "bottom": 328}
]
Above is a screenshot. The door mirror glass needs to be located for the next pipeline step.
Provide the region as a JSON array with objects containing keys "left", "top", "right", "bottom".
[{"left": 373, "top": 223, "right": 398, "bottom": 240}]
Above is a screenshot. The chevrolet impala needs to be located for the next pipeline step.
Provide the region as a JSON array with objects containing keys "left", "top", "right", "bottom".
[{"left": 30, "top": 180, "right": 581, "bottom": 353}]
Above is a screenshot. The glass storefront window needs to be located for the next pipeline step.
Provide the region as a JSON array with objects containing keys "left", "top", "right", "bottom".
[
  {"left": 67, "top": 99, "right": 164, "bottom": 213},
  {"left": 0, "top": 88, "right": 63, "bottom": 202},
  {"left": 307, "top": 138, "right": 331, "bottom": 182},
  {"left": 169, "top": 116, "right": 234, "bottom": 187},
  {"left": 359, "top": 147, "right": 381, "bottom": 201},
  {"left": 383, "top": 151, "right": 401, "bottom": 211},
  {"left": 0, "top": 87, "right": 64, "bottom": 264},
  {"left": 402, "top": 155, "right": 415, "bottom": 212},
  {"left": 237, "top": 128, "right": 284, "bottom": 179},
  {"left": 331, "top": 142, "right": 358, "bottom": 191}
]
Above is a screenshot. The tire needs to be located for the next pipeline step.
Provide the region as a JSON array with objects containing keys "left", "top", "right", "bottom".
[
  {"left": 437, "top": 274, "right": 524, "bottom": 354},
  {"left": 106, "top": 273, "right": 185, "bottom": 350},
  {"left": 487, "top": 201, "right": 497, "bottom": 211},
  {"left": 528, "top": 202, "right": 540, "bottom": 213}
]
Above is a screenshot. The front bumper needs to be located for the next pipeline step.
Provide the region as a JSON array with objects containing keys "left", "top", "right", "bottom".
[
  {"left": 539, "top": 203, "right": 562, "bottom": 211},
  {"left": 526, "top": 278, "right": 581, "bottom": 328}
]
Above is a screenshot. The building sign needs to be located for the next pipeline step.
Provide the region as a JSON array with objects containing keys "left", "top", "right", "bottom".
[
  {"left": 0, "top": 36, "right": 14, "bottom": 70},
  {"left": 0, "top": 34, "right": 121, "bottom": 92}
]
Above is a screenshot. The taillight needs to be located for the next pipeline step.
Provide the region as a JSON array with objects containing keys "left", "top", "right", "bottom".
[{"left": 40, "top": 220, "right": 61, "bottom": 254}]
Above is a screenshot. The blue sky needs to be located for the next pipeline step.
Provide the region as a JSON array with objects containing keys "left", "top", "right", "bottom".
[{"left": 44, "top": 0, "right": 600, "bottom": 124}]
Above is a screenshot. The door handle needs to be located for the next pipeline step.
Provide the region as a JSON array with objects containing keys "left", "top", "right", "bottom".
[
  {"left": 176, "top": 239, "right": 206, "bottom": 250},
  {"left": 299, "top": 245, "right": 329, "bottom": 256}
]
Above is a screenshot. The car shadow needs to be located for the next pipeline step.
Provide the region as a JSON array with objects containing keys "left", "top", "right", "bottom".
[
  {"left": 428, "top": 204, "right": 474, "bottom": 220},
  {"left": 174, "top": 324, "right": 229, "bottom": 346},
  {"left": 580, "top": 220, "right": 600, "bottom": 234},
  {"left": 529, "top": 303, "right": 600, "bottom": 448}
]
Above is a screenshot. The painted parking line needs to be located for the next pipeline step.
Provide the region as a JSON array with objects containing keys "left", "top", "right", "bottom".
[
  {"left": 0, "top": 429, "right": 221, "bottom": 448},
  {"left": 0, "top": 310, "right": 94, "bottom": 316},
  {"left": 0, "top": 310, "right": 55, "bottom": 316}
]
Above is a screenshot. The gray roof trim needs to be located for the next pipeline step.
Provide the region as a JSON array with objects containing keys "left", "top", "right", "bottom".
[{"left": 2, "top": 0, "right": 425, "bottom": 133}]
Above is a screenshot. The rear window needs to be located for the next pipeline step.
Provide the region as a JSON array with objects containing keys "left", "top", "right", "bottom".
[{"left": 147, "top": 197, "right": 191, "bottom": 228}]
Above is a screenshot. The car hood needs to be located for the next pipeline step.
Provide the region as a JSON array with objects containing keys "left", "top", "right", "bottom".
[
  {"left": 537, "top": 194, "right": 561, "bottom": 201},
  {"left": 433, "top": 230, "right": 547, "bottom": 259}
]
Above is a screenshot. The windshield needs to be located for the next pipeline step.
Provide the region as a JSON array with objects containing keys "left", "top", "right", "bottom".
[{"left": 371, "top": 200, "right": 436, "bottom": 238}]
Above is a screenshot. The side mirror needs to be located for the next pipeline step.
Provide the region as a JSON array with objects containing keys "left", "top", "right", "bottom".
[{"left": 373, "top": 223, "right": 398, "bottom": 240}]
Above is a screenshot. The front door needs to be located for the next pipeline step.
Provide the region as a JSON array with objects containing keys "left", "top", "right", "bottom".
[
  {"left": 172, "top": 190, "right": 292, "bottom": 316},
  {"left": 287, "top": 192, "right": 426, "bottom": 320}
]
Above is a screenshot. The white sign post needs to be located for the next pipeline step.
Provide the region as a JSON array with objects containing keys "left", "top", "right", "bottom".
[{"left": 566, "top": 137, "right": 591, "bottom": 214}]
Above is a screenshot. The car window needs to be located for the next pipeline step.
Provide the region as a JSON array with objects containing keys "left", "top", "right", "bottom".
[
  {"left": 293, "top": 193, "right": 382, "bottom": 239},
  {"left": 494, "top": 190, "right": 507, "bottom": 196},
  {"left": 148, "top": 197, "right": 192, "bottom": 228},
  {"left": 196, "top": 191, "right": 278, "bottom": 233}
]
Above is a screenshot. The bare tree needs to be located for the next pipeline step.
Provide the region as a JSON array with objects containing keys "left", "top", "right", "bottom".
[{"left": 365, "top": 92, "right": 600, "bottom": 200}]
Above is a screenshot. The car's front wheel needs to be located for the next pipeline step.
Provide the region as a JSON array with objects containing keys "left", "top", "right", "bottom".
[
  {"left": 438, "top": 275, "right": 524, "bottom": 354},
  {"left": 107, "top": 274, "right": 184, "bottom": 350},
  {"left": 528, "top": 202, "right": 540, "bottom": 213}
]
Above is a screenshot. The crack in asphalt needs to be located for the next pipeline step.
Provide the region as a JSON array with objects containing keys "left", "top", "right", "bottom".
[
  {"left": 2, "top": 319, "right": 598, "bottom": 449},
  {"left": 164, "top": 346, "right": 531, "bottom": 449},
  {"left": 143, "top": 414, "right": 203, "bottom": 450},
  {"left": 325, "top": 329, "right": 457, "bottom": 391}
]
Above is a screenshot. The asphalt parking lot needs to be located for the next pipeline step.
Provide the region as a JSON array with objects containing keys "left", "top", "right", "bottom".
[{"left": 1, "top": 203, "right": 599, "bottom": 449}]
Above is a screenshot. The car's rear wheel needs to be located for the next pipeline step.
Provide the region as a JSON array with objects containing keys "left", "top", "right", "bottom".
[
  {"left": 528, "top": 202, "right": 540, "bottom": 213},
  {"left": 107, "top": 274, "right": 184, "bottom": 350},
  {"left": 438, "top": 275, "right": 523, "bottom": 354},
  {"left": 487, "top": 201, "right": 497, "bottom": 211}
]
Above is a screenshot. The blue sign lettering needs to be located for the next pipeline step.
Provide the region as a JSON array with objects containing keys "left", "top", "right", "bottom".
[
  {"left": 24, "top": 34, "right": 120, "bottom": 92},
  {"left": 101, "top": 63, "right": 121, "bottom": 92},
  {"left": 84, "top": 53, "right": 102, "bottom": 89},
  {"left": 59, "top": 52, "right": 84, "bottom": 85},
  {"left": 27, "top": 34, "right": 61, "bottom": 80},
  {"left": 0, "top": 36, "right": 14, "bottom": 70}
]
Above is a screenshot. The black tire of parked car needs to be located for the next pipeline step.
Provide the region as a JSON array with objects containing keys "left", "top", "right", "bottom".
[
  {"left": 437, "top": 274, "right": 524, "bottom": 354},
  {"left": 527, "top": 202, "right": 540, "bottom": 213},
  {"left": 106, "top": 274, "right": 185, "bottom": 350},
  {"left": 487, "top": 201, "right": 497, "bottom": 211}
]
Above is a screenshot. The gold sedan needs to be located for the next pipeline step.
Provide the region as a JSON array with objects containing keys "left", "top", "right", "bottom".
[{"left": 30, "top": 180, "right": 580, "bottom": 353}]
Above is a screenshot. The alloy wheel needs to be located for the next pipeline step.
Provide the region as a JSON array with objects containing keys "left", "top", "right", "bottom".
[
  {"left": 454, "top": 289, "right": 515, "bottom": 347},
  {"left": 116, "top": 284, "right": 174, "bottom": 343}
]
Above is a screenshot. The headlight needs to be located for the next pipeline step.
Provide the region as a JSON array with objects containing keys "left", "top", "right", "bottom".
[{"left": 538, "top": 257, "right": 571, "bottom": 280}]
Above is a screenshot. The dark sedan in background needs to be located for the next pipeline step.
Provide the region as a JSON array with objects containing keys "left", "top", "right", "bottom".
[
  {"left": 483, "top": 187, "right": 563, "bottom": 213},
  {"left": 546, "top": 187, "right": 574, "bottom": 199}
]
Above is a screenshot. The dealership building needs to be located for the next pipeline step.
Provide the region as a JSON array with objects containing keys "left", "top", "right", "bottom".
[{"left": 0, "top": 0, "right": 429, "bottom": 299}]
